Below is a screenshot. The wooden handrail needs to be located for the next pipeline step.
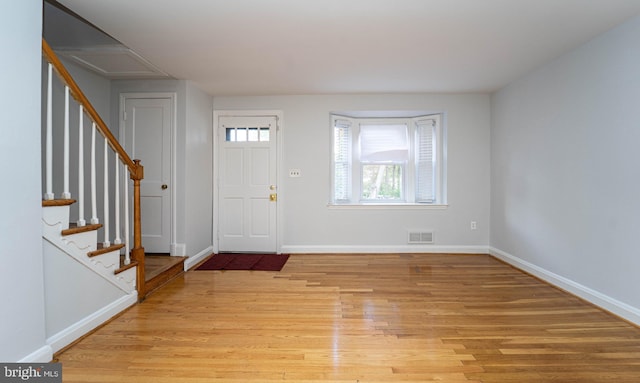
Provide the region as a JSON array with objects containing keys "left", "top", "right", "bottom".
[
  {"left": 41, "top": 39, "right": 141, "bottom": 180},
  {"left": 43, "top": 38, "right": 146, "bottom": 299}
]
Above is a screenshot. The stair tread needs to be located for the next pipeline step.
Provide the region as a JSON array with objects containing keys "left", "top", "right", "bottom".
[
  {"left": 61, "top": 223, "right": 102, "bottom": 236},
  {"left": 42, "top": 199, "right": 76, "bottom": 207},
  {"left": 115, "top": 260, "right": 138, "bottom": 275},
  {"left": 88, "top": 243, "right": 126, "bottom": 257}
]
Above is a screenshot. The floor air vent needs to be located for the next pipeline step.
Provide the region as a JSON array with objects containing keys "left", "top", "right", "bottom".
[{"left": 408, "top": 231, "right": 434, "bottom": 244}]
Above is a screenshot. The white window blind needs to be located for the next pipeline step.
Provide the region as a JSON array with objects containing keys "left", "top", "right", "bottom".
[
  {"left": 359, "top": 124, "right": 409, "bottom": 162},
  {"left": 415, "top": 119, "right": 436, "bottom": 203},
  {"left": 333, "top": 119, "right": 352, "bottom": 201}
]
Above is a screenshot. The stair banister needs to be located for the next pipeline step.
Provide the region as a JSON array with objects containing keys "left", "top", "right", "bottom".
[
  {"left": 42, "top": 38, "right": 146, "bottom": 298},
  {"left": 62, "top": 86, "right": 71, "bottom": 199},
  {"left": 42, "top": 40, "right": 137, "bottom": 173},
  {"left": 114, "top": 154, "right": 121, "bottom": 246},
  {"left": 90, "top": 123, "right": 98, "bottom": 225},
  {"left": 77, "top": 105, "right": 86, "bottom": 227},
  {"left": 124, "top": 171, "right": 130, "bottom": 265},
  {"left": 103, "top": 138, "right": 110, "bottom": 248},
  {"left": 44, "top": 63, "right": 54, "bottom": 201}
]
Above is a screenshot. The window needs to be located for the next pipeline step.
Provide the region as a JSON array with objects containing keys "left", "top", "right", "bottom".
[
  {"left": 225, "top": 126, "right": 270, "bottom": 142},
  {"left": 331, "top": 114, "right": 444, "bottom": 204}
]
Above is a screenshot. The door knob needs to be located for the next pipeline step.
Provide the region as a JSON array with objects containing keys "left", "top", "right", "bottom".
[
  {"left": 270, "top": 193, "right": 277, "bottom": 202},
  {"left": 161, "top": 184, "right": 168, "bottom": 190}
]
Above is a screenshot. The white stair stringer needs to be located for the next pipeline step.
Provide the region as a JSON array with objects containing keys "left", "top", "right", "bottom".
[{"left": 42, "top": 206, "right": 137, "bottom": 294}]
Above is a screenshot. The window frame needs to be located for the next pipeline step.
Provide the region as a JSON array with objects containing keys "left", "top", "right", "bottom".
[{"left": 330, "top": 113, "right": 445, "bottom": 206}]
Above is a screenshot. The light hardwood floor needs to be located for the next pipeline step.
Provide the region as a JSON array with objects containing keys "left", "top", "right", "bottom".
[{"left": 56, "top": 253, "right": 640, "bottom": 382}]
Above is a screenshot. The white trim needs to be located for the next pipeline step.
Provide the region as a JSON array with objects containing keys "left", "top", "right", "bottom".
[
  {"left": 18, "top": 345, "right": 54, "bottom": 363},
  {"left": 184, "top": 245, "right": 214, "bottom": 271},
  {"left": 489, "top": 247, "right": 640, "bottom": 326},
  {"left": 171, "top": 243, "right": 186, "bottom": 257},
  {"left": 119, "top": 92, "right": 177, "bottom": 254},
  {"left": 171, "top": 94, "right": 178, "bottom": 255},
  {"left": 327, "top": 203, "right": 448, "bottom": 210},
  {"left": 212, "top": 110, "right": 284, "bottom": 254},
  {"left": 281, "top": 245, "right": 488, "bottom": 254},
  {"left": 46, "top": 293, "right": 137, "bottom": 353},
  {"left": 212, "top": 109, "right": 218, "bottom": 253}
]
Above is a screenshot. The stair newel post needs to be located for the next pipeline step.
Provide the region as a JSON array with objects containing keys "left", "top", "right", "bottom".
[
  {"left": 62, "top": 86, "right": 71, "bottom": 200},
  {"left": 77, "top": 105, "right": 86, "bottom": 226},
  {"left": 131, "top": 159, "right": 145, "bottom": 299},
  {"left": 103, "top": 138, "right": 110, "bottom": 247},
  {"left": 44, "top": 63, "right": 54, "bottom": 201}
]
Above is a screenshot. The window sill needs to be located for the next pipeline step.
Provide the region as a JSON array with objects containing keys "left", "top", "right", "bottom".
[{"left": 327, "top": 203, "right": 448, "bottom": 210}]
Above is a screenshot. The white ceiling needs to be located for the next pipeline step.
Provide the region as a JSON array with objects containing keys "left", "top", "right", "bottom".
[{"left": 57, "top": 0, "right": 640, "bottom": 96}]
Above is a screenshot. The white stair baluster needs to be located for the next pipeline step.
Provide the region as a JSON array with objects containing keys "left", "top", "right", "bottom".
[
  {"left": 124, "top": 172, "right": 130, "bottom": 265},
  {"left": 44, "top": 63, "right": 54, "bottom": 200},
  {"left": 62, "top": 86, "right": 71, "bottom": 199},
  {"left": 77, "top": 105, "right": 86, "bottom": 226},
  {"left": 114, "top": 154, "right": 122, "bottom": 245},
  {"left": 90, "top": 123, "right": 99, "bottom": 225},
  {"left": 103, "top": 138, "right": 110, "bottom": 247}
]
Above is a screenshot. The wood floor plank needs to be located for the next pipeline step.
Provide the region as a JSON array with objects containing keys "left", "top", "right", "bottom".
[{"left": 55, "top": 253, "right": 640, "bottom": 382}]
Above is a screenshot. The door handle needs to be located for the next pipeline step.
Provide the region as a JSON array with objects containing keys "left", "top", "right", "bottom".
[
  {"left": 270, "top": 193, "right": 277, "bottom": 202},
  {"left": 161, "top": 184, "right": 168, "bottom": 190}
]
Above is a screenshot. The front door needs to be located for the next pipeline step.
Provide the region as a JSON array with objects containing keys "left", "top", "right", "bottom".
[
  {"left": 121, "top": 95, "right": 172, "bottom": 253},
  {"left": 218, "top": 115, "right": 278, "bottom": 253}
]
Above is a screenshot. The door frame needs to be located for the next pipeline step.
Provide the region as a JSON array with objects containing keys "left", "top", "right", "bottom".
[
  {"left": 213, "top": 110, "right": 284, "bottom": 254},
  {"left": 119, "top": 92, "right": 179, "bottom": 255}
]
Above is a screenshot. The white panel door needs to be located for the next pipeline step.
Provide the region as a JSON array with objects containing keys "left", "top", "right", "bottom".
[
  {"left": 218, "top": 115, "right": 277, "bottom": 253},
  {"left": 122, "top": 97, "right": 172, "bottom": 253}
]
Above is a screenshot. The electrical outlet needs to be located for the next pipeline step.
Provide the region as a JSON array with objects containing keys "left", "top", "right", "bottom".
[
  {"left": 289, "top": 169, "right": 301, "bottom": 177},
  {"left": 470, "top": 221, "right": 477, "bottom": 230}
]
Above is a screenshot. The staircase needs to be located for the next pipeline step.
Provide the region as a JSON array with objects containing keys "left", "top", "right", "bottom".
[{"left": 41, "top": 39, "right": 157, "bottom": 353}]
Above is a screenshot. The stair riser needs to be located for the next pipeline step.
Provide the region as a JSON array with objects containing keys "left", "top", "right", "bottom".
[
  {"left": 89, "top": 250, "right": 120, "bottom": 274},
  {"left": 42, "top": 205, "right": 70, "bottom": 232},
  {"left": 114, "top": 267, "right": 137, "bottom": 292},
  {"left": 61, "top": 231, "right": 98, "bottom": 253}
]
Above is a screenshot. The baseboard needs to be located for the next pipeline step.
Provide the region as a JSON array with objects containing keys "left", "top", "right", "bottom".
[
  {"left": 489, "top": 246, "right": 640, "bottom": 326},
  {"left": 184, "top": 246, "right": 214, "bottom": 271},
  {"left": 46, "top": 293, "right": 138, "bottom": 353},
  {"left": 281, "top": 245, "right": 489, "bottom": 254},
  {"left": 18, "top": 345, "right": 53, "bottom": 363}
]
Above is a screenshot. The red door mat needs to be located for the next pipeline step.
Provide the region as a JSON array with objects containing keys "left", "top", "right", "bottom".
[{"left": 196, "top": 253, "right": 289, "bottom": 271}]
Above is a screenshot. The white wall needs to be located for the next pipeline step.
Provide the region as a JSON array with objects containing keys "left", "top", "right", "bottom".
[
  {"left": 214, "top": 94, "right": 490, "bottom": 253},
  {"left": 491, "top": 15, "right": 640, "bottom": 323},
  {"left": 0, "top": 0, "right": 50, "bottom": 362}
]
